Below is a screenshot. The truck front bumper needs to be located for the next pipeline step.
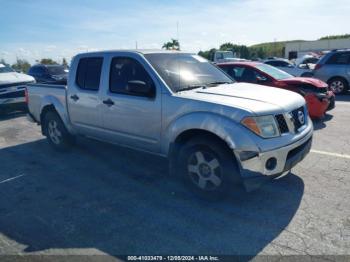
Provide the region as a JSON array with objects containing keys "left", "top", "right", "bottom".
[{"left": 235, "top": 129, "right": 313, "bottom": 191}]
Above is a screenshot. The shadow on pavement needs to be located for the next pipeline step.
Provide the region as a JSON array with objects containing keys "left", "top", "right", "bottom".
[
  {"left": 335, "top": 94, "right": 350, "bottom": 102},
  {"left": 0, "top": 109, "right": 26, "bottom": 122},
  {"left": 312, "top": 113, "right": 334, "bottom": 131},
  {"left": 0, "top": 138, "right": 304, "bottom": 257}
]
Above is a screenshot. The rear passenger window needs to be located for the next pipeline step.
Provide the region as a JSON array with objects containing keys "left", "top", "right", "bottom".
[
  {"left": 76, "top": 57, "right": 103, "bottom": 90},
  {"left": 326, "top": 52, "right": 350, "bottom": 65}
]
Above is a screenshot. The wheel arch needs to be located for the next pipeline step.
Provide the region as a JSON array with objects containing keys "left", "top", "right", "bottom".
[
  {"left": 170, "top": 128, "right": 234, "bottom": 157},
  {"left": 327, "top": 76, "right": 349, "bottom": 89},
  {"left": 39, "top": 95, "right": 73, "bottom": 134}
]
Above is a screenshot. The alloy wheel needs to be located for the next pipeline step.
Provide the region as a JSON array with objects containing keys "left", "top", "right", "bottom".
[
  {"left": 330, "top": 80, "right": 345, "bottom": 94},
  {"left": 187, "top": 150, "right": 222, "bottom": 190},
  {"left": 48, "top": 120, "right": 62, "bottom": 145}
]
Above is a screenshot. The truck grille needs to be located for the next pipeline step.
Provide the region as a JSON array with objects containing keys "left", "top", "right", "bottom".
[
  {"left": 275, "top": 114, "right": 289, "bottom": 134},
  {"left": 0, "top": 81, "right": 33, "bottom": 89},
  {"left": 291, "top": 106, "right": 306, "bottom": 132}
]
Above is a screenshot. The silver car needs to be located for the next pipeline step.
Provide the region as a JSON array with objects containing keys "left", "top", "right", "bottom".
[{"left": 313, "top": 50, "right": 350, "bottom": 94}]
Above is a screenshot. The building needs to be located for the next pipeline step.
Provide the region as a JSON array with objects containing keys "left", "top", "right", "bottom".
[{"left": 285, "top": 38, "right": 350, "bottom": 59}]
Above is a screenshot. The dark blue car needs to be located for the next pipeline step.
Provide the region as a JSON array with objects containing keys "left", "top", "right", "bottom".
[{"left": 28, "top": 64, "right": 68, "bottom": 84}]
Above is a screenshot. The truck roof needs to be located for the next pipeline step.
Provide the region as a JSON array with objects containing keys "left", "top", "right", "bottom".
[
  {"left": 216, "top": 61, "right": 261, "bottom": 67},
  {"left": 75, "top": 49, "right": 193, "bottom": 57}
]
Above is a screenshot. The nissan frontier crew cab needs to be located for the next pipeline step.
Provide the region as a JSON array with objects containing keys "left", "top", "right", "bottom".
[{"left": 26, "top": 50, "right": 313, "bottom": 198}]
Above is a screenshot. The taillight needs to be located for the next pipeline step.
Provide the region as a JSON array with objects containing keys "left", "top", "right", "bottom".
[
  {"left": 25, "top": 88, "right": 29, "bottom": 104},
  {"left": 314, "top": 64, "right": 323, "bottom": 70}
]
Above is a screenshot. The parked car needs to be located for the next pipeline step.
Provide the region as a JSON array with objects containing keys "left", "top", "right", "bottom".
[
  {"left": 28, "top": 64, "right": 68, "bottom": 85},
  {"left": 27, "top": 50, "right": 313, "bottom": 198},
  {"left": 212, "top": 50, "right": 248, "bottom": 64},
  {"left": 0, "top": 63, "right": 35, "bottom": 112},
  {"left": 218, "top": 62, "right": 335, "bottom": 119},
  {"left": 294, "top": 55, "right": 319, "bottom": 70},
  {"left": 264, "top": 59, "right": 312, "bottom": 77},
  {"left": 312, "top": 50, "right": 350, "bottom": 94}
]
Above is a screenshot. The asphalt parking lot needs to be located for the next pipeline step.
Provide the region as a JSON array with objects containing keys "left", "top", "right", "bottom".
[{"left": 0, "top": 97, "right": 349, "bottom": 260}]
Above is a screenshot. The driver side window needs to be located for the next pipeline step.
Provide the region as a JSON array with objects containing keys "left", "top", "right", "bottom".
[{"left": 109, "top": 57, "right": 155, "bottom": 97}]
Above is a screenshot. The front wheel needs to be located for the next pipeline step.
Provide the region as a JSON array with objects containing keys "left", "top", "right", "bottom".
[
  {"left": 177, "top": 136, "right": 240, "bottom": 199},
  {"left": 43, "top": 111, "right": 74, "bottom": 151}
]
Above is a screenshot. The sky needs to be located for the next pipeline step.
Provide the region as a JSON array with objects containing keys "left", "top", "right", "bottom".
[{"left": 0, "top": 0, "right": 349, "bottom": 64}]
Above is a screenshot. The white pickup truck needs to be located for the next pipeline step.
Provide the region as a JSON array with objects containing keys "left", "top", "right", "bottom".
[
  {"left": 27, "top": 50, "right": 313, "bottom": 198},
  {"left": 0, "top": 63, "right": 35, "bottom": 111}
]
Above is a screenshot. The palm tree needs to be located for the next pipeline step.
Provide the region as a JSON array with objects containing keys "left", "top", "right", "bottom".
[{"left": 162, "top": 39, "right": 180, "bottom": 50}]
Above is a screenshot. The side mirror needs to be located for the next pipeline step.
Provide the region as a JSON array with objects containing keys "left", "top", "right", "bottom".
[{"left": 127, "top": 80, "right": 155, "bottom": 97}]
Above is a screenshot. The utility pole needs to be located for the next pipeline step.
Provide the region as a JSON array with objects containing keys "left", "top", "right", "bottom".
[
  {"left": 177, "top": 21, "right": 180, "bottom": 50},
  {"left": 135, "top": 41, "right": 138, "bottom": 49}
]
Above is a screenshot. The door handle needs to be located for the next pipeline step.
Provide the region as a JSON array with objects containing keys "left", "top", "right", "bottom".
[
  {"left": 103, "top": 98, "right": 114, "bottom": 106},
  {"left": 70, "top": 94, "right": 79, "bottom": 101}
]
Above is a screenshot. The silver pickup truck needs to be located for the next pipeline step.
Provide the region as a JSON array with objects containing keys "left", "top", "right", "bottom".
[{"left": 27, "top": 50, "right": 313, "bottom": 197}]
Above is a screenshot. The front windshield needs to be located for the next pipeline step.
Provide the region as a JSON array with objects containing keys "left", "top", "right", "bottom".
[
  {"left": 0, "top": 64, "right": 15, "bottom": 73},
  {"left": 144, "top": 53, "right": 234, "bottom": 92},
  {"left": 47, "top": 66, "right": 66, "bottom": 75},
  {"left": 255, "top": 64, "right": 293, "bottom": 80}
]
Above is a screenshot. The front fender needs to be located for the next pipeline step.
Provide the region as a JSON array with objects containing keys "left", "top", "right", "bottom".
[{"left": 162, "top": 112, "right": 259, "bottom": 155}]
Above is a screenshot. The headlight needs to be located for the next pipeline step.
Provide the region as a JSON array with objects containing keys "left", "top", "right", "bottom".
[{"left": 241, "top": 115, "right": 280, "bottom": 138}]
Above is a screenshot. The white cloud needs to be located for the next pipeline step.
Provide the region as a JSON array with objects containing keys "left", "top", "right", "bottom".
[
  {"left": 1, "top": 0, "right": 350, "bottom": 64},
  {"left": 44, "top": 45, "right": 57, "bottom": 52}
]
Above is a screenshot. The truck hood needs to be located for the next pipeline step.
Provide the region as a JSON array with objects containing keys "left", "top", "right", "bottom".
[
  {"left": 0, "top": 72, "right": 35, "bottom": 85},
  {"left": 280, "top": 77, "right": 327, "bottom": 88},
  {"left": 178, "top": 82, "right": 305, "bottom": 115}
]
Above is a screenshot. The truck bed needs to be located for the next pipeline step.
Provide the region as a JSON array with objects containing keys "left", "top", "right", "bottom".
[{"left": 27, "top": 83, "right": 67, "bottom": 123}]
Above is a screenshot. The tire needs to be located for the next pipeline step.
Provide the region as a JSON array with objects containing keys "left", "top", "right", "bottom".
[
  {"left": 42, "top": 111, "right": 74, "bottom": 151},
  {"left": 328, "top": 77, "right": 348, "bottom": 94},
  {"left": 177, "top": 135, "right": 240, "bottom": 200}
]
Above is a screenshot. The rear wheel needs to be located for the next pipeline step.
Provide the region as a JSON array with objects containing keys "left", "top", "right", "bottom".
[
  {"left": 177, "top": 136, "right": 240, "bottom": 199},
  {"left": 43, "top": 111, "right": 74, "bottom": 151},
  {"left": 328, "top": 77, "right": 348, "bottom": 94}
]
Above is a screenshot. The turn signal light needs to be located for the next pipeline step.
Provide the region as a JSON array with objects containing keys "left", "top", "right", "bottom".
[{"left": 241, "top": 117, "right": 261, "bottom": 136}]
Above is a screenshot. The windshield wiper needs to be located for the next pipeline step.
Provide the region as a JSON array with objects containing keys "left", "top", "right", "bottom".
[
  {"left": 177, "top": 84, "right": 207, "bottom": 92},
  {"left": 206, "top": 81, "right": 233, "bottom": 86},
  {"left": 176, "top": 81, "right": 232, "bottom": 92}
]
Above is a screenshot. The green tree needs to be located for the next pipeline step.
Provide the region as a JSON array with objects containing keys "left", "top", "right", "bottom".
[
  {"left": 40, "top": 58, "right": 58, "bottom": 65},
  {"left": 0, "top": 59, "right": 10, "bottom": 67},
  {"left": 12, "top": 59, "right": 31, "bottom": 73},
  {"left": 198, "top": 48, "right": 217, "bottom": 60},
  {"left": 319, "top": 34, "right": 350, "bottom": 40},
  {"left": 219, "top": 42, "right": 236, "bottom": 51},
  {"left": 218, "top": 42, "right": 250, "bottom": 59},
  {"left": 162, "top": 39, "right": 180, "bottom": 50}
]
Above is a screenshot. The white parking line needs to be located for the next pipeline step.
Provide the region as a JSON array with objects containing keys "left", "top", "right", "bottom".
[
  {"left": 311, "top": 149, "right": 350, "bottom": 159},
  {"left": 0, "top": 174, "right": 27, "bottom": 185},
  {"left": 335, "top": 101, "right": 350, "bottom": 105}
]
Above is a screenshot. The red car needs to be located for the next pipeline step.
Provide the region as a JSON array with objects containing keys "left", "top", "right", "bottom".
[{"left": 217, "top": 62, "right": 335, "bottom": 119}]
